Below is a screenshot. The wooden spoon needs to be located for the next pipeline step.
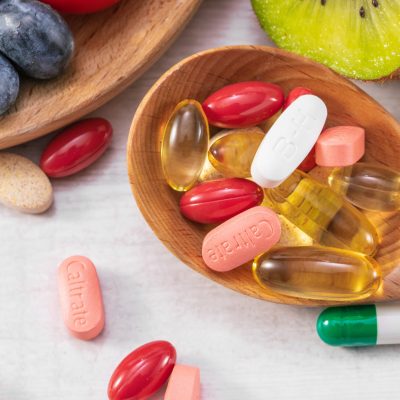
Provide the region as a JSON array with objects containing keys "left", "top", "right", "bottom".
[
  {"left": 127, "top": 45, "right": 400, "bottom": 306},
  {"left": 0, "top": 0, "right": 201, "bottom": 149}
]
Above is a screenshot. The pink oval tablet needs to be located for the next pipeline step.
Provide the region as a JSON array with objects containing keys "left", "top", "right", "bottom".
[
  {"left": 316, "top": 126, "right": 365, "bottom": 167},
  {"left": 164, "top": 365, "right": 200, "bottom": 400},
  {"left": 58, "top": 256, "right": 105, "bottom": 340},
  {"left": 202, "top": 206, "right": 281, "bottom": 272}
]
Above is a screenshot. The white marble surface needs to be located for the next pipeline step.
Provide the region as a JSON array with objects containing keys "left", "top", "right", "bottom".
[{"left": 1, "top": 1, "right": 400, "bottom": 399}]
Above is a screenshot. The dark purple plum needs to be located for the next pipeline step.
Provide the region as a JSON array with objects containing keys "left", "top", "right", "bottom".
[
  {"left": 0, "top": 54, "right": 19, "bottom": 115},
  {"left": 0, "top": 0, "right": 74, "bottom": 80}
]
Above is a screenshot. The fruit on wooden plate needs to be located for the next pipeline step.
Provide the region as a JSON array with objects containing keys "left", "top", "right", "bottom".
[
  {"left": 0, "top": 0, "right": 74, "bottom": 79},
  {"left": 251, "top": 0, "right": 400, "bottom": 80},
  {"left": 0, "top": 54, "right": 19, "bottom": 116},
  {"left": 42, "top": 0, "right": 120, "bottom": 14}
]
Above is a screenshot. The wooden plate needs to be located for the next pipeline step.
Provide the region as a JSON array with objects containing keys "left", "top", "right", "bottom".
[
  {"left": 127, "top": 45, "right": 400, "bottom": 306},
  {"left": 0, "top": 0, "right": 202, "bottom": 149}
]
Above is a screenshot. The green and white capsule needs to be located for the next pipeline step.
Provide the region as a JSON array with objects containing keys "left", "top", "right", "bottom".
[{"left": 317, "top": 304, "right": 400, "bottom": 347}]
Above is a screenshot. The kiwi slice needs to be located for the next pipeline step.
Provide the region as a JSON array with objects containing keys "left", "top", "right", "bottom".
[{"left": 252, "top": 0, "right": 400, "bottom": 80}]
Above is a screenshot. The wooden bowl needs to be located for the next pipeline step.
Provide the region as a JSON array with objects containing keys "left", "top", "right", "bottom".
[
  {"left": 127, "top": 45, "right": 400, "bottom": 306},
  {"left": 0, "top": 0, "right": 201, "bottom": 149}
]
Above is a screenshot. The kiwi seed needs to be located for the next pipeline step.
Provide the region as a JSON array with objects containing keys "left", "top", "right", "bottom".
[{"left": 251, "top": 0, "right": 400, "bottom": 80}]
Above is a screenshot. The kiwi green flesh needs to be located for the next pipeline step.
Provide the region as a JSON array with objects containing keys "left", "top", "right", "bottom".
[{"left": 252, "top": 0, "right": 400, "bottom": 80}]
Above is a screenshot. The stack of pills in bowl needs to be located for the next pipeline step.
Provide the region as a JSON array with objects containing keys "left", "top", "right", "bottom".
[{"left": 160, "top": 81, "right": 400, "bottom": 347}]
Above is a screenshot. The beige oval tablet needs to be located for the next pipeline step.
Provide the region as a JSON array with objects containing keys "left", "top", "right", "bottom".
[{"left": 0, "top": 153, "right": 53, "bottom": 214}]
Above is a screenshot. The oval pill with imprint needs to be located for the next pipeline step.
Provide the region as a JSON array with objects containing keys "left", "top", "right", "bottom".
[
  {"left": 315, "top": 126, "right": 365, "bottom": 167},
  {"left": 251, "top": 94, "right": 327, "bottom": 188},
  {"left": 317, "top": 304, "right": 400, "bottom": 347},
  {"left": 0, "top": 153, "right": 53, "bottom": 214},
  {"left": 58, "top": 255, "right": 105, "bottom": 340},
  {"left": 164, "top": 365, "right": 200, "bottom": 400},
  {"left": 282, "top": 87, "right": 316, "bottom": 172},
  {"left": 202, "top": 206, "right": 281, "bottom": 272}
]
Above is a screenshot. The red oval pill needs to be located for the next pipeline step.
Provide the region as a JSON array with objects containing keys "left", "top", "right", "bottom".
[
  {"left": 180, "top": 178, "right": 264, "bottom": 224},
  {"left": 202, "top": 81, "right": 284, "bottom": 128},
  {"left": 41, "top": 0, "right": 120, "bottom": 14},
  {"left": 298, "top": 146, "right": 316, "bottom": 172},
  {"left": 283, "top": 86, "right": 312, "bottom": 110},
  {"left": 108, "top": 341, "right": 176, "bottom": 400},
  {"left": 40, "top": 118, "right": 113, "bottom": 178}
]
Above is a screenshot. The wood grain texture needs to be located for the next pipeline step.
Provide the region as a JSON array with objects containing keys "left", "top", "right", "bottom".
[
  {"left": 128, "top": 45, "right": 400, "bottom": 306},
  {"left": 0, "top": 0, "right": 201, "bottom": 149},
  {"left": 2, "top": 2, "right": 400, "bottom": 399}
]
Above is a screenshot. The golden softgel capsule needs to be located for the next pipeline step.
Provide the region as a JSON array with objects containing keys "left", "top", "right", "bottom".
[
  {"left": 263, "top": 170, "right": 378, "bottom": 255},
  {"left": 208, "top": 127, "right": 264, "bottom": 178},
  {"left": 328, "top": 162, "right": 400, "bottom": 212},
  {"left": 253, "top": 246, "right": 381, "bottom": 301},
  {"left": 161, "top": 100, "right": 209, "bottom": 191}
]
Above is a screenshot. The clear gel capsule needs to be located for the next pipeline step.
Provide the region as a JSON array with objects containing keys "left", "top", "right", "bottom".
[
  {"left": 263, "top": 170, "right": 379, "bottom": 255},
  {"left": 208, "top": 127, "right": 264, "bottom": 178},
  {"left": 317, "top": 304, "right": 400, "bottom": 346},
  {"left": 328, "top": 162, "right": 400, "bottom": 212},
  {"left": 253, "top": 246, "right": 381, "bottom": 302},
  {"left": 161, "top": 100, "right": 209, "bottom": 191}
]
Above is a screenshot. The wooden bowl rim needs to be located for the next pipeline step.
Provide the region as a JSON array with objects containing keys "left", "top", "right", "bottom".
[
  {"left": 127, "top": 44, "right": 400, "bottom": 306},
  {"left": 0, "top": 0, "right": 202, "bottom": 149}
]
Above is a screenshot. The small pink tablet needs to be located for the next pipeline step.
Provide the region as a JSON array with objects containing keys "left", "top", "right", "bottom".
[
  {"left": 316, "top": 126, "right": 365, "bottom": 167},
  {"left": 58, "top": 256, "right": 105, "bottom": 340},
  {"left": 202, "top": 206, "right": 281, "bottom": 272},
  {"left": 164, "top": 365, "right": 200, "bottom": 400}
]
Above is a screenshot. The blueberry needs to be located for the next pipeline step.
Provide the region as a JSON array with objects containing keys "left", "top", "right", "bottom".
[
  {"left": 0, "top": 54, "right": 19, "bottom": 116},
  {"left": 0, "top": 0, "right": 74, "bottom": 80}
]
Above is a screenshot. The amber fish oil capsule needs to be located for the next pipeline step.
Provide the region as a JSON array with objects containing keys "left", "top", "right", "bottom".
[
  {"left": 253, "top": 246, "right": 381, "bottom": 301},
  {"left": 208, "top": 127, "right": 264, "bottom": 178},
  {"left": 264, "top": 170, "right": 379, "bottom": 255},
  {"left": 161, "top": 99, "right": 209, "bottom": 191},
  {"left": 329, "top": 162, "right": 400, "bottom": 212}
]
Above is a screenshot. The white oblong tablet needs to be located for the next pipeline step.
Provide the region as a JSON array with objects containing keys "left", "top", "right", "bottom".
[{"left": 251, "top": 95, "right": 327, "bottom": 188}]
